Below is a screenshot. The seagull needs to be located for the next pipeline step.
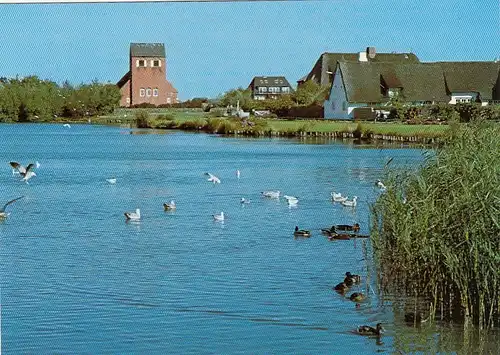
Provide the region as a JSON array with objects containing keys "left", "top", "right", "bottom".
[
  {"left": 124, "top": 208, "right": 141, "bottom": 220},
  {"left": 10, "top": 162, "right": 37, "bottom": 184},
  {"left": 205, "top": 172, "right": 221, "bottom": 184},
  {"left": 375, "top": 179, "right": 387, "bottom": 191},
  {"left": 240, "top": 198, "right": 250, "bottom": 204},
  {"left": 0, "top": 196, "right": 25, "bottom": 218},
  {"left": 341, "top": 196, "right": 358, "bottom": 207},
  {"left": 106, "top": 178, "right": 117, "bottom": 184},
  {"left": 331, "top": 191, "right": 348, "bottom": 202},
  {"left": 236, "top": 170, "right": 241, "bottom": 179},
  {"left": 163, "top": 200, "right": 176, "bottom": 211},
  {"left": 63, "top": 123, "right": 71, "bottom": 128},
  {"left": 284, "top": 195, "right": 299, "bottom": 205},
  {"left": 213, "top": 211, "right": 224, "bottom": 221},
  {"left": 261, "top": 191, "right": 280, "bottom": 199},
  {"left": 35, "top": 161, "right": 41, "bottom": 168}
]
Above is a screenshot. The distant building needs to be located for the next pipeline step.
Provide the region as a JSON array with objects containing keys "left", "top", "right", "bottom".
[
  {"left": 117, "top": 43, "right": 178, "bottom": 107},
  {"left": 298, "top": 47, "right": 420, "bottom": 88},
  {"left": 248, "top": 76, "right": 294, "bottom": 100}
]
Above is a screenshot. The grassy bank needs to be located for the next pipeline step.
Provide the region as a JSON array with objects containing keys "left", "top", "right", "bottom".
[
  {"left": 98, "top": 108, "right": 450, "bottom": 142},
  {"left": 370, "top": 121, "right": 500, "bottom": 329}
]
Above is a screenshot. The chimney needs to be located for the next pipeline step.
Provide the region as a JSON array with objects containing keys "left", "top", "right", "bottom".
[
  {"left": 359, "top": 51, "right": 368, "bottom": 62},
  {"left": 367, "top": 46, "right": 376, "bottom": 59}
]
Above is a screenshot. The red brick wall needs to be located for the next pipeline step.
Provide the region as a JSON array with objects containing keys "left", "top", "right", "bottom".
[
  {"left": 119, "top": 79, "right": 131, "bottom": 107},
  {"left": 130, "top": 56, "right": 170, "bottom": 105}
]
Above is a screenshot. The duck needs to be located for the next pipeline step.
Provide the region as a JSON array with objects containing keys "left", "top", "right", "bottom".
[
  {"left": 333, "top": 282, "right": 349, "bottom": 293},
  {"left": 293, "top": 226, "right": 311, "bottom": 237},
  {"left": 124, "top": 208, "right": 141, "bottom": 220},
  {"left": 106, "top": 177, "right": 117, "bottom": 184},
  {"left": 344, "top": 272, "right": 361, "bottom": 285},
  {"left": 284, "top": 195, "right": 299, "bottom": 205},
  {"left": 341, "top": 196, "right": 358, "bottom": 207},
  {"left": 213, "top": 212, "right": 224, "bottom": 221},
  {"left": 335, "top": 223, "right": 360, "bottom": 232},
  {"left": 321, "top": 226, "right": 336, "bottom": 235},
  {"left": 328, "top": 233, "right": 351, "bottom": 241},
  {"left": 357, "top": 323, "right": 384, "bottom": 336},
  {"left": 349, "top": 292, "right": 366, "bottom": 303},
  {"left": 163, "top": 200, "right": 176, "bottom": 211}
]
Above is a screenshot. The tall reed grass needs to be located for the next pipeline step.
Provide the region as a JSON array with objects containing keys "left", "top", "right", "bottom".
[{"left": 370, "top": 122, "right": 500, "bottom": 329}]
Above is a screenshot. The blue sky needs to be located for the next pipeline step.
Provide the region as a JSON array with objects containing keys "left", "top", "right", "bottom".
[{"left": 0, "top": 0, "right": 498, "bottom": 100}]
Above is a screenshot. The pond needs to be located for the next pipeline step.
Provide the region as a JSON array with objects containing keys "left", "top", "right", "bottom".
[{"left": 1, "top": 123, "right": 497, "bottom": 353}]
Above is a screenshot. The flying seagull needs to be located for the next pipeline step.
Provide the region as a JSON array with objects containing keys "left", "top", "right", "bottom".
[
  {"left": 0, "top": 196, "right": 25, "bottom": 218},
  {"left": 10, "top": 162, "right": 37, "bottom": 184},
  {"left": 204, "top": 172, "right": 221, "bottom": 184}
]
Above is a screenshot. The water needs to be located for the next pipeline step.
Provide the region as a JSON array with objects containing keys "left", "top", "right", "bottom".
[{"left": 1, "top": 123, "right": 495, "bottom": 354}]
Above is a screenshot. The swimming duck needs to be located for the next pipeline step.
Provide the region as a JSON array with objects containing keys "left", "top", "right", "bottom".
[
  {"left": 335, "top": 223, "right": 360, "bottom": 232},
  {"left": 341, "top": 196, "right": 358, "bottom": 207},
  {"left": 163, "top": 200, "right": 176, "bottom": 211},
  {"left": 294, "top": 226, "right": 311, "bottom": 237},
  {"left": 213, "top": 212, "right": 224, "bottom": 221},
  {"left": 333, "top": 282, "right": 349, "bottom": 293},
  {"left": 349, "top": 292, "right": 366, "bottom": 303},
  {"left": 331, "top": 192, "right": 348, "bottom": 202},
  {"left": 328, "top": 233, "right": 351, "bottom": 241},
  {"left": 357, "top": 323, "right": 384, "bottom": 336},
  {"left": 344, "top": 272, "right": 361, "bottom": 285}
]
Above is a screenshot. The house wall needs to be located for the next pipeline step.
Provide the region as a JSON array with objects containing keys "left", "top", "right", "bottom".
[
  {"left": 119, "top": 79, "right": 131, "bottom": 107},
  {"left": 449, "top": 92, "right": 479, "bottom": 104},
  {"left": 130, "top": 56, "right": 171, "bottom": 105},
  {"left": 324, "top": 67, "right": 363, "bottom": 119}
]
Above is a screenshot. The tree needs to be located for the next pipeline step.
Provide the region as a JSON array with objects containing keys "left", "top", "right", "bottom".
[{"left": 292, "top": 80, "right": 329, "bottom": 106}]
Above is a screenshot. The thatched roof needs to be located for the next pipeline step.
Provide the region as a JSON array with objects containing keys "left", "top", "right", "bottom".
[
  {"left": 301, "top": 51, "right": 420, "bottom": 86},
  {"left": 437, "top": 61, "right": 500, "bottom": 100},
  {"left": 337, "top": 61, "right": 449, "bottom": 103}
]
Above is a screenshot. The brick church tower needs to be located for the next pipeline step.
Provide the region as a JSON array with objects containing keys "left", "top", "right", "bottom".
[{"left": 117, "top": 43, "right": 178, "bottom": 107}]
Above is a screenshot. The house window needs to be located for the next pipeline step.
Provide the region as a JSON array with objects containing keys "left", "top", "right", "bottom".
[
  {"left": 139, "top": 88, "right": 145, "bottom": 97},
  {"left": 281, "top": 87, "right": 290, "bottom": 93},
  {"left": 268, "top": 87, "right": 276, "bottom": 93},
  {"left": 146, "top": 88, "right": 152, "bottom": 97},
  {"left": 153, "top": 88, "right": 159, "bottom": 97},
  {"left": 136, "top": 59, "right": 146, "bottom": 67},
  {"left": 167, "top": 98, "right": 171, "bottom": 104},
  {"left": 342, "top": 102, "right": 347, "bottom": 111},
  {"left": 259, "top": 87, "right": 267, "bottom": 93},
  {"left": 331, "top": 101, "right": 336, "bottom": 110},
  {"left": 151, "top": 59, "right": 161, "bottom": 67},
  {"left": 126, "top": 97, "right": 130, "bottom": 104}
]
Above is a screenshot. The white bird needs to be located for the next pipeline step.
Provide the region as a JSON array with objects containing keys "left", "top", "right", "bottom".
[
  {"left": 10, "top": 162, "right": 37, "bottom": 184},
  {"left": 163, "top": 200, "right": 176, "bottom": 211},
  {"left": 341, "top": 196, "right": 358, "bottom": 207},
  {"left": 205, "top": 172, "right": 221, "bottom": 184},
  {"left": 63, "top": 123, "right": 71, "bottom": 128},
  {"left": 124, "top": 208, "right": 141, "bottom": 220},
  {"left": 0, "top": 196, "right": 25, "bottom": 218},
  {"left": 284, "top": 195, "right": 299, "bottom": 205},
  {"left": 236, "top": 170, "right": 241, "bottom": 179},
  {"left": 213, "top": 211, "right": 224, "bottom": 221},
  {"left": 331, "top": 191, "right": 348, "bottom": 202},
  {"left": 35, "top": 161, "right": 41, "bottom": 168},
  {"left": 106, "top": 178, "right": 117, "bottom": 184},
  {"left": 261, "top": 190, "right": 280, "bottom": 199},
  {"left": 240, "top": 198, "right": 250, "bottom": 204},
  {"left": 375, "top": 179, "right": 387, "bottom": 191}
]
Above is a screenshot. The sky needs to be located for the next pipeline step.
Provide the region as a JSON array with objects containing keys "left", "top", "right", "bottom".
[{"left": 0, "top": 0, "right": 499, "bottom": 100}]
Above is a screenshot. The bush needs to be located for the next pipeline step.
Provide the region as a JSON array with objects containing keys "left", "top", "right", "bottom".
[{"left": 135, "top": 110, "right": 151, "bottom": 128}]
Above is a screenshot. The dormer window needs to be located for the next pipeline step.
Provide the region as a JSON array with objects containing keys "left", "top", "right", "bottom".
[
  {"left": 136, "top": 59, "right": 146, "bottom": 67},
  {"left": 151, "top": 59, "right": 161, "bottom": 67}
]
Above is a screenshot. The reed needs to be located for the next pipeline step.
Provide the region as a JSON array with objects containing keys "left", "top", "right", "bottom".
[{"left": 370, "top": 121, "right": 500, "bottom": 329}]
